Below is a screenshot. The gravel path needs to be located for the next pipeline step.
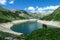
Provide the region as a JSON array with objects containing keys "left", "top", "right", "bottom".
[{"left": 37, "top": 20, "right": 60, "bottom": 27}]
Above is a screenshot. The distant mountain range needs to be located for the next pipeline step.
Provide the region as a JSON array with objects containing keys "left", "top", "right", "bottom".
[
  {"left": 0, "top": 6, "right": 59, "bottom": 23},
  {"left": 41, "top": 7, "right": 60, "bottom": 21}
]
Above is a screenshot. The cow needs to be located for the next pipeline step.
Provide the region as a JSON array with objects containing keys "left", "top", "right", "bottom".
[{"left": 42, "top": 24, "right": 47, "bottom": 28}]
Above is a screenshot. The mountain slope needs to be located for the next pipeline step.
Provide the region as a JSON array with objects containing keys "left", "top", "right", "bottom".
[
  {"left": 0, "top": 6, "right": 31, "bottom": 23},
  {"left": 12, "top": 10, "right": 31, "bottom": 19},
  {"left": 41, "top": 7, "right": 60, "bottom": 21},
  {"left": 0, "top": 7, "right": 21, "bottom": 22}
]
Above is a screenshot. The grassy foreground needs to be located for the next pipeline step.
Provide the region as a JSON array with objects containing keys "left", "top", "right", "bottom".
[
  {"left": 25, "top": 28, "right": 60, "bottom": 40},
  {"left": 0, "top": 27, "right": 60, "bottom": 40}
]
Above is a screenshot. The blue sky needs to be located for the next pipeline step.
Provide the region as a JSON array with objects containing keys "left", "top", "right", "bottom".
[{"left": 0, "top": 0, "right": 60, "bottom": 13}]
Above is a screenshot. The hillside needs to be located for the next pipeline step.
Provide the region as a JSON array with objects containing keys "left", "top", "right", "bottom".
[
  {"left": 11, "top": 10, "right": 32, "bottom": 19},
  {"left": 0, "top": 6, "right": 32, "bottom": 23},
  {"left": 41, "top": 7, "right": 60, "bottom": 21},
  {"left": 25, "top": 28, "right": 60, "bottom": 40}
]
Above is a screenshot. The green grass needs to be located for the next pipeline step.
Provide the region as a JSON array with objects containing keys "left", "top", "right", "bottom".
[
  {"left": 25, "top": 28, "right": 60, "bottom": 40},
  {"left": 0, "top": 6, "right": 32, "bottom": 23},
  {"left": 41, "top": 7, "right": 60, "bottom": 21}
]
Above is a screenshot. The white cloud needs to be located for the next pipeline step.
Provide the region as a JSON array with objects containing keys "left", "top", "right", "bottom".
[
  {"left": 28, "top": 6, "right": 35, "bottom": 11},
  {"left": 38, "top": 6, "right": 59, "bottom": 11},
  {"left": 38, "top": 5, "right": 60, "bottom": 13},
  {"left": 0, "top": 0, "right": 6, "bottom": 5},
  {"left": 24, "top": 6, "right": 36, "bottom": 13},
  {"left": 24, "top": 5, "right": 60, "bottom": 13},
  {"left": 9, "top": 0, "right": 14, "bottom": 4}
]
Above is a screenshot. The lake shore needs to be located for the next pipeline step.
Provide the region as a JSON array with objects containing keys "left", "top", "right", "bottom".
[
  {"left": 0, "top": 19, "right": 37, "bottom": 35},
  {"left": 0, "top": 22, "right": 23, "bottom": 36},
  {"left": 37, "top": 20, "right": 60, "bottom": 27},
  {"left": 0, "top": 20, "right": 29, "bottom": 36},
  {"left": 0, "top": 19, "right": 60, "bottom": 35}
]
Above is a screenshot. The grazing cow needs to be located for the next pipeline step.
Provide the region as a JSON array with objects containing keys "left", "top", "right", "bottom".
[{"left": 42, "top": 24, "right": 47, "bottom": 28}]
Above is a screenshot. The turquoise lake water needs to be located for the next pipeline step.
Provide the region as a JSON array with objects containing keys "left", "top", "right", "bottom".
[{"left": 11, "top": 21, "right": 42, "bottom": 34}]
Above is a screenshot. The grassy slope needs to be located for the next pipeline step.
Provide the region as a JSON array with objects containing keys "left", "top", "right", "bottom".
[
  {"left": 25, "top": 28, "right": 60, "bottom": 40},
  {"left": 41, "top": 7, "right": 60, "bottom": 21},
  {"left": 0, "top": 6, "right": 31, "bottom": 23},
  {"left": 0, "top": 7, "right": 21, "bottom": 22}
]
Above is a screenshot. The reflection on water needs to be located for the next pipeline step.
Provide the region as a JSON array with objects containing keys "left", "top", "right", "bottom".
[{"left": 11, "top": 21, "right": 42, "bottom": 34}]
